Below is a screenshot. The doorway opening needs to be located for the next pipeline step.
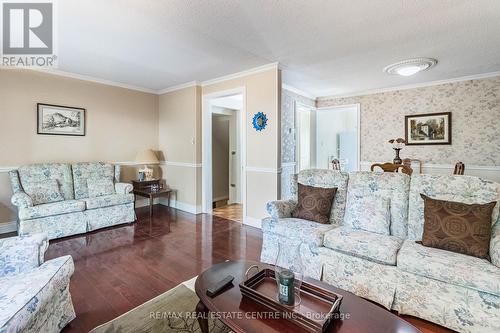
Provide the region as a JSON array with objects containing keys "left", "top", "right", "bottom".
[
  {"left": 297, "top": 104, "right": 360, "bottom": 172},
  {"left": 202, "top": 89, "right": 245, "bottom": 223}
]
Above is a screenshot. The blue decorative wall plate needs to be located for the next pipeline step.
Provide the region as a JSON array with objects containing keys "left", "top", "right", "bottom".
[{"left": 252, "top": 112, "right": 268, "bottom": 131}]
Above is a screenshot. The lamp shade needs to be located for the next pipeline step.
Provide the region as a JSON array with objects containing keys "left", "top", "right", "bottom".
[{"left": 135, "top": 149, "right": 159, "bottom": 164}]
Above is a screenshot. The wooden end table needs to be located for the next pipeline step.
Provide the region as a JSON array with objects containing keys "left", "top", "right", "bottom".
[
  {"left": 133, "top": 187, "right": 172, "bottom": 217},
  {"left": 195, "top": 260, "right": 421, "bottom": 333}
]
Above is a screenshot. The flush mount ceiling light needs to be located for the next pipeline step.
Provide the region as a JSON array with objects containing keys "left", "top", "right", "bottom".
[{"left": 383, "top": 58, "right": 438, "bottom": 76}]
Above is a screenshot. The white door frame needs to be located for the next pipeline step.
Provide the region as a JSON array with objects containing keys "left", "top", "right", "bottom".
[
  {"left": 202, "top": 87, "right": 246, "bottom": 216},
  {"left": 315, "top": 103, "right": 361, "bottom": 171},
  {"left": 295, "top": 101, "right": 314, "bottom": 172}
]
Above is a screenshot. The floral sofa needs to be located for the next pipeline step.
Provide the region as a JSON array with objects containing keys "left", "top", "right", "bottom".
[
  {"left": 0, "top": 233, "right": 75, "bottom": 332},
  {"left": 9, "top": 162, "right": 135, "bottom": 240},
  {"left": 261, "top": 170, "right": 500, "bottom": 333}
]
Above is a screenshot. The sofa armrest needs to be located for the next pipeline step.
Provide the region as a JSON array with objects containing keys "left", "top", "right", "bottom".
[
  {"left": 266, "top": 200, "right": 297, "bottom": 219},
  {"left": 115, "top": 182, "right": 133, "bottom": 194},
  {"left": 11, "top": 192, "right": 33, "bottom": 208},
  {"left": 0, "top": 233, "right": 49, "bottom": 278},
  {"left": 491, "top": 221, "right": 500, "bottom": 268}
]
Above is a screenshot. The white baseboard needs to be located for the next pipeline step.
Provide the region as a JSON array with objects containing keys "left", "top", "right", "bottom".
[
  {"left": 135, "top": 197, "right": 201, "bottom": 214},
  {"left": 243, "top": 216, "right": 262, "bottom": 229},
  {"left": 0, "top": 220, "right": 17, "bottom": 234}
]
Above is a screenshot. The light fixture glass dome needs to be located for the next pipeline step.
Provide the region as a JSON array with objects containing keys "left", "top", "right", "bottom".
[{"left": 384, "top": 58, "right": 437, "bottom": 76}]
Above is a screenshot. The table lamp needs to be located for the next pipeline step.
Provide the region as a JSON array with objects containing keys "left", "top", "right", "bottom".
[{"left": 135, "top": 149, "right": 159, "bottom": 181}]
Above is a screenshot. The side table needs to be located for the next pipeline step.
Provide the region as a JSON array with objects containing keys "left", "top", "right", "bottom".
[{"left": 132, "top": 180, "right": 172, "bottom": 217}]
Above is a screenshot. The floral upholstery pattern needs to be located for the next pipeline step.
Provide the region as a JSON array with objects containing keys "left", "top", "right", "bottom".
[
  {"left": 319, "top": 247, "right": 399, "bottom": 309},
  {"left": 23, "top": 179, "right": 65, "bottom": 206},
  {"left": 18, "top": 200, "right": 85, "bottom": 220},
  {"left": 393, "top": 271, "right": 500, "bottom": 333},
  {"left": 323, "top": 226, "right": 403, "bottom": 265},
  {"left": 261, "top": 232, "right": 323, "bottom": 279},
  {"left": 294, "top": 169, "right": 349, "bottom": 225},
  {"left": 72, "top": 162, "right": 116, "bottom": 199},
  {"left": 87, "top": 178, "right": 116, "bottom": 198},
  {"left": 16, "top": 164, "right": 75, "bottom": 200},
  {"left": 261, "top": 217, "right": 337, "bottom": 246},
  {"left": 344, "top": 172, "right": 410, "bottom": 238},
  {"left": 11, "top": 192, "right": 33, "bottom": 208},
  {"left": 0, "top": 235, "right": 75, "bottom": 332},
  {"left": 18, "top": 212, "right": 88, "bottom": 240},
  {"left": 348, "top": 195, "right": 391, "bottom": 235},
  {"left": 266, "top": 199, "right": 297, "bottom": 219},
  {"left": 11, "top": 163, "right": 136, "bottom": 240},
  {"left": 85, "top": 202, "right": 136, "bottom": 231},
  {"left": 398, "top": 240, "right": 500, "bottom": 295},
  {"left": 491, "top": 221, "right": 500, "bottom": 268},
  {"left": 115, "top": 182, "right": 133, "bottom": 195},
  {"left": 408, "top": 174, "right": 500, "bottom": 240},
  {"left": 0, "top": 234, "right": 48, "bottom": 278},
  {"left": 84, "top": 194, "right": 135, "bottom": 210}
]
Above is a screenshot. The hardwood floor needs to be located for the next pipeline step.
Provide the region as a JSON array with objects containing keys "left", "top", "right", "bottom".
[
  {"left": 46, "top": 205, "right": 453, "bottom": 333},
  {"left": 212, "top": 203, "right": 243, "bottom": 223}
]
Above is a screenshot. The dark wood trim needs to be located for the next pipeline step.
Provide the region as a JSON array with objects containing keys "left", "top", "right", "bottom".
[
  {"left": 404, "top": 112, "right": 451, "bottom": 146},
  {"left": 37, "top": 103, "right": 87, "bottom": 136}
]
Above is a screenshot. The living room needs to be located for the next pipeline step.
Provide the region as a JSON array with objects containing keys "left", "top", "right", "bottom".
[{"left": 0, "top": 1, "right": 499, "bottom": 333}]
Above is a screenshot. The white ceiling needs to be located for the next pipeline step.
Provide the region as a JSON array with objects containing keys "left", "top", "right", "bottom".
[{"left": 55, "top": 0, "right": 500, "bottom": 97}]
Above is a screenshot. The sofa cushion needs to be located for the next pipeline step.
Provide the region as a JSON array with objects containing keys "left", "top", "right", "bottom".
[
  {"left": 323, "top": 226, "right": 404, "bottom": 265},
  {"left": 421, "top": 194, "right": 496, "bottom": 259},
  {"left": 72, "top": 162, "right": 116, "bottom": 199},
  {"left": 292, "top": 184, "right": 337, "bottom": 224},
  {"left": 344, "top": 172, "right": 410, "bottom": 239},
  {"left": 84, "top": 193, "right": 135, "bottom": 210},
  {"left": 17, "top": 163, "right": 74, "bottom": 200},
  {"left": 261, "top": 217, "right": 337, "bottom": 246},
  {"left": 292, "top": 170, "right": 349, "bottom": 225},
  {"left": 87, "top": 178, "right": 115, "bottom": 198},
  {"left": 349, "top": 195, "right": 391, "bottom": 235},
  {"left": 408, "top": 174, "right": 500, "bottom": 241},
  {"left": 24, "top": 179, "right": 64, "bottom": 205},
  {"left": 18, "top": 200, "right": 85, "bottom": 220},
  {"left": 397, "top": 240, "right": 500, "bottom": 295}
]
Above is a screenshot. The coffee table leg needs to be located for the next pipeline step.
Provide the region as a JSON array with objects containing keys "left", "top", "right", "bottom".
[{"left": 196, "top": 300, "right": 209, "bottom": 333}]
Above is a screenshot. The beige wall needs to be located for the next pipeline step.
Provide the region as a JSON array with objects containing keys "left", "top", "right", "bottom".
[
  {"left": 203, "top": 68, "right": 281, "bottom": 220},
  {"left": 158, "top": 86, "right": 202, "bottom": 210},
  {"left": 0, "top": 69, "right": 159, "bottom": 225}
]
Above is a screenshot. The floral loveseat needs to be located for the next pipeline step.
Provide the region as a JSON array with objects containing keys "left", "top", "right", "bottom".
[
  {"left": 0, "top": 234, "right": 75, "bottom": 332},
  {"left": 261, "top": 170, "right": 500, "bottom": 333},
  {"left": 9, "top": 162, "right": 135, "bottom": 240}
]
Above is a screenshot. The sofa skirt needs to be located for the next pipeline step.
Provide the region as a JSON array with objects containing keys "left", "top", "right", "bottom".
[
  {"left": 393, "top": 271, "right": 500, "bottom": 333},
  {"left": 85, "top": 202, "right": 136, "bottom": 231}
]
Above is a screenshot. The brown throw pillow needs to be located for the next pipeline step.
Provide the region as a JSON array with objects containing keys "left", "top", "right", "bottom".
[
  {"left": 420, "top": 194, "right": 496, "bottom": 259},
  {"left": 292, "top": 184, "right": 337, "bottom": 224}
]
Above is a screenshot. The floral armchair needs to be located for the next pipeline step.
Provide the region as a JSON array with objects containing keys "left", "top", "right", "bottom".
[{"left": 0, "top": 234, "right": 75, "bottom": 332}]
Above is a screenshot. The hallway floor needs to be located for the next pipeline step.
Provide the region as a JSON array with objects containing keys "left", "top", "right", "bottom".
[{"left": 212, "top": 203, "right": 243, "bottom": 223}]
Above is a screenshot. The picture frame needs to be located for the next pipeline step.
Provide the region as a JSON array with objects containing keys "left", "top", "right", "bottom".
[
  {"left": 37, "top": 103, "right": 86, "bottom": 136},
  {"left": 405, "top": 112, "right": 451, "bottom": 145}
]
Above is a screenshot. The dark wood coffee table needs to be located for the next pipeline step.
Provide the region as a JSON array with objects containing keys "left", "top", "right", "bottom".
[
  {"left": 133, "top": 187, "right": 172, "bottom": 217},
  {"left": 195, "top": 261, "right": 420, "bottom": 333}
]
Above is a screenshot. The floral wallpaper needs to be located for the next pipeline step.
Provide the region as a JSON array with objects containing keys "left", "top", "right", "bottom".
[{"left": 317, "top": 76, "right": 500, "bottom": 166}]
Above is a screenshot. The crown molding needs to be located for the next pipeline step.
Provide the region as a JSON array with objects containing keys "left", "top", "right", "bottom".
[
  {"left": 29, "top": 68, "right": 158, "bottom": 94},
  {"left": 282, "top": 84, "right": 316, "bottom": 100},
  {"left": 201, "top": 62, "right": 279, "bottom": 87},
  {"left": 317, "top": 71, "right": 500, "bottom": 100},
  {"left": 157, "top": 81, "right": 199, "bottom": 95}
]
